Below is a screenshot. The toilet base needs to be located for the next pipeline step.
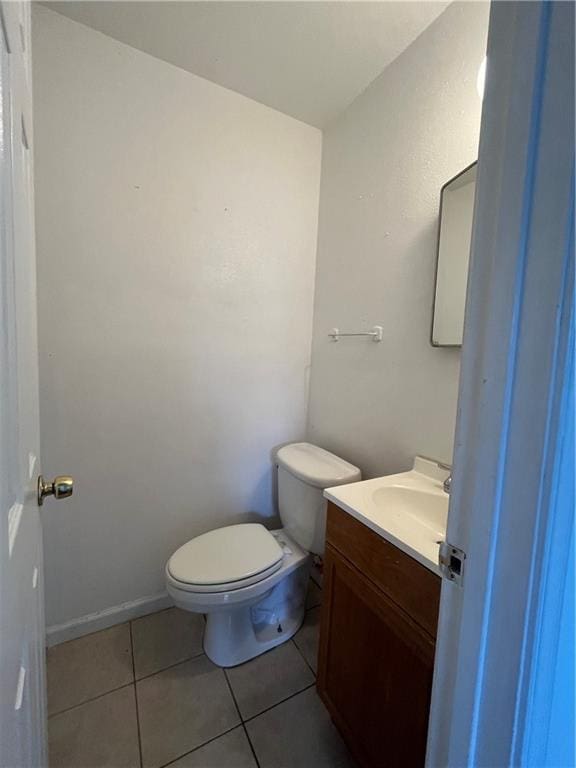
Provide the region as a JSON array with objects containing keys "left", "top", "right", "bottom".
[{"left": 203, "top": 563, "right": 309, "bottom": 667}]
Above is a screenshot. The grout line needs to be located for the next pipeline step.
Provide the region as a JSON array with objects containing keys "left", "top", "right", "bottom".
[
  {"left": 48, "top": 653, "right": 207, "bottom": 720},
  {"left": 310, "top": 568, "right": 323, "bottom": 590},
  {"left": 48, "top": 681, "right": 135, "bottom": 719},
  {"left": 222, "top": 667, "right": 261, "bottom": 768},
  {"left": 157, "top": 725, "right": 242, "bottom": 768},
  {"left": 242, "top": 722, "right": 262, "bottom": 768},
  {"left": 48, "top": 604, "right": 320, "bottom": 761},
  {"left": 242, "top": 682, "right": 317, "bottom": 725},
  {"left": 48, "top": 675, "right": 315, "bottom": 766},
  {"left": 222, "top": 667, "right": 244, "bottom": 723},
  {"left": 134, "top": 650, "right": 205, "bottom": 683},
  {"left": 222, "top": 642, "right": 316, "bottom": 724},
  {"left": 291, "top": 635, "right": 317, "bottom": 678},
  {"left": 129, "top": 622, "right": 144, "bottom": 768},
  {"left": 305, "top": 585, "right": 323, "bottom": 611},
  {"left": 49, "top": 653, "right": 209, "bottom": 720}
]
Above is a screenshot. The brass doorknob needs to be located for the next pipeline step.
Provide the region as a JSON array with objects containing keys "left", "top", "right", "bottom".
[{"left": 37, "top": 475, "right": 74, "bottom": 506}]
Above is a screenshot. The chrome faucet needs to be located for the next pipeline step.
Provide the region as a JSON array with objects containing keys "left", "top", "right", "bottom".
[{"left": 437, "top": 462, "right": 452, "bottom": 494}]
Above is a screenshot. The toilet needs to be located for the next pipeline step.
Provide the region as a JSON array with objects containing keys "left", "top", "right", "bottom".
[{"left": 165, "top": 442, "right": 361, "bottom": 667}]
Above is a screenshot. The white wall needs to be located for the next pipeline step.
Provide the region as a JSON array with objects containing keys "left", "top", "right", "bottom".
[
  {"left": 32, "top": 7, "right": 321, "bottom": 631},
  {"left": 307, "top": 2, "right": 489, "bottom": 477}
]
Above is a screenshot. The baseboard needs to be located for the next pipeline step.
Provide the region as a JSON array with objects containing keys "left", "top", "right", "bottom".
[{"left": 46, "top": 592, "right": 173, "bottom": 647}]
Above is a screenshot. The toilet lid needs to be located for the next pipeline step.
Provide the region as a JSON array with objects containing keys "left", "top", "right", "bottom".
[{"left": 167, "top": 523, "right": 283, "bottom": 587}]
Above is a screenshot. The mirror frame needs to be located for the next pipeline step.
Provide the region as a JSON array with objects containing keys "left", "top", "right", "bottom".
[{"left": 430, "top": 160, "right": 478, "bottom": 348}]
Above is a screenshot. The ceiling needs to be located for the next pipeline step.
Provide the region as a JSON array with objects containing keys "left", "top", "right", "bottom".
[{"left": 43, "top": 1, "right": 450, "bottom": 128}]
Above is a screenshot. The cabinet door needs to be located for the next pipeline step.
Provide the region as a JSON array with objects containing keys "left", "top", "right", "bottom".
[{"left": 317, "top": 545, "right": 436, "bottom": 768}]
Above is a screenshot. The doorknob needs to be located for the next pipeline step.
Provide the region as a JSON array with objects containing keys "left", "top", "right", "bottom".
[{"left": 37, "top": 475, "right": 74, "bottom": 506}]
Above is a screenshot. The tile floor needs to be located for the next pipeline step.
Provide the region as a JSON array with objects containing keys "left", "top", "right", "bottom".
[{"left": 47, "top": 573, "right": 355, "bottom": 768}]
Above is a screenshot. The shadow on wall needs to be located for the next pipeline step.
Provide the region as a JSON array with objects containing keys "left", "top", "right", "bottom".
[{"left": 247, "top": 464, "right": 281, "bottom": 530}]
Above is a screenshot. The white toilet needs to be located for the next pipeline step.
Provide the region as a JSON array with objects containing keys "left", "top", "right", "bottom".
[{"left": 165, "top": 442, "right": 361, "bottom": 667}]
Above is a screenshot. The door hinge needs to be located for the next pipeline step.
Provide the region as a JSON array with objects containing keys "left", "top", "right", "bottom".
[{"left": 438, "top": 541, "right": 466, "bottom": 586}]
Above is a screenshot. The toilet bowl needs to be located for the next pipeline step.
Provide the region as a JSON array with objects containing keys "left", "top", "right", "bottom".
[
  {"left": 166, "top": 526, "right": 309, "bottom": 667},
  {"left": 166, "top": 443, "right": 361, "bottom": 667}
]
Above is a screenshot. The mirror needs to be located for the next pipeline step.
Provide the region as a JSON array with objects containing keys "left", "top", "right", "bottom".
[{"left": 431, "top": 162, "right": 477, "bottom": 347}]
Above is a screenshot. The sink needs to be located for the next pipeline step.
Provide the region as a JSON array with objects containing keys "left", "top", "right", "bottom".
[
  {"left": 371, "top": 485, "right": 448, "bottom": 537},
  {"left": 323, "top": 456, "right": 450, "bottom": 574}
]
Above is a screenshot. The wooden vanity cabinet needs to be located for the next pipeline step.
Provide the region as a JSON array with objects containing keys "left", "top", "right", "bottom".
[{"left": 317, "top": 502, "right": 441, "bottom": 768}]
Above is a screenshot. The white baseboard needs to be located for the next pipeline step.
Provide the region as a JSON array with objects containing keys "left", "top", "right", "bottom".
[{"left": 46, "top": 592, "right": 173, "bottom": 647}]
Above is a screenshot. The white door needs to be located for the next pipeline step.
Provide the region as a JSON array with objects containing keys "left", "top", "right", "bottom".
[
  {"left": 427, "top": 1, "right": 574, "bottom": 765},
  {"left": 1, "top": 2, "right": 46, "bottom": 765}
]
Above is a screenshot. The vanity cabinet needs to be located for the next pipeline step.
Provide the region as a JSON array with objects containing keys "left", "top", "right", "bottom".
[{"left": 317, "top": 502, "right": 441, "bottom": 768}]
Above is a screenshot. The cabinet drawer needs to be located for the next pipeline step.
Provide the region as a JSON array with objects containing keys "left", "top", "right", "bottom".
[{"left": 326, "top": 501, "right": 441, "bottom": 637}]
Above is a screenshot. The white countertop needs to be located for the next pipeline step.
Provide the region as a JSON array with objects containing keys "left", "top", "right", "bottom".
[{"left": 324, "top": 456, "right": 449, "bottom": 575}]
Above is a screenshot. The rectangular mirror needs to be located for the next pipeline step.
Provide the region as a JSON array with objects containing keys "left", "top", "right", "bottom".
[{"left": 431, "top": 162, "right": 477, "bottom": 347}]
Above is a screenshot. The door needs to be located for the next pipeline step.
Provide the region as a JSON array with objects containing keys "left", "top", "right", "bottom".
[
  {"left": 427, "top": 2, "right": 574, "bottom": 765},
  {"left": 0, "top": 2, "right": 46, "bottom": 765}
]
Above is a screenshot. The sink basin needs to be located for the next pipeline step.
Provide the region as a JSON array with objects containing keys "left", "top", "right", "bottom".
[
  {"left": 323, "top": 456, "right": 450, "bottom": 574},
  {"left": 371, "top": 485, "right": 448, "bottom": 538}
]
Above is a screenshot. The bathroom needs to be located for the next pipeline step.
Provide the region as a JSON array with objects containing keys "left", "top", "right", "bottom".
[{"left": 0, "top": 1, "right": 573, "bottom": 768}]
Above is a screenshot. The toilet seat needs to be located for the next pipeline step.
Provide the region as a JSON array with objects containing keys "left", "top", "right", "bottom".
[
  {"left": 166, "top": 528, "right": 309, "bottom": 611},
  {"left": 167, "top": 523, "right": 284, "bottom": 593}
]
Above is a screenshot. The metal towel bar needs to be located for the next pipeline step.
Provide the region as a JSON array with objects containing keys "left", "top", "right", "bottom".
[{"left": 329, "top": 325, "right": 383, "bottom": 343}]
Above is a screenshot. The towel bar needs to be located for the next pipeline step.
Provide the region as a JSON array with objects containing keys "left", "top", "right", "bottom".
[{"left": 329, "top": 325, "right": 383, "bottom": 343}]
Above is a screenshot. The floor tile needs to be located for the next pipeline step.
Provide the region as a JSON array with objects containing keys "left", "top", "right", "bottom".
[
  {"left": 137, "top": 655, "right": 240, "bottom": 768},
  {"left": 293, "top": 606, "right": 321, "bottom": 673},
  {"left": 47, "top": 624, "right": 133, "bottom": 715},
  {"left": 48, "top": 685, "right": 140, "bottom": 768},
  {"left": 169, "top": 727, "right": 257, "bottom": 768},
  {"left": 226, "top": 640, "right": 315, "bottom": 721},
  {"left": 305, "top": 580, "right": 322, "bottom": 611},
  {"left": 132, "top": 607, "right": 204, "bottom": 679},
  {"left": 246, "top": 687, "right": 355, "bottom": 768}
]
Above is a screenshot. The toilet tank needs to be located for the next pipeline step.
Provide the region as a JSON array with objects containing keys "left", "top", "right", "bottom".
[{"left": 275, "top": 443, "right": 361, "bottom": 555}]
